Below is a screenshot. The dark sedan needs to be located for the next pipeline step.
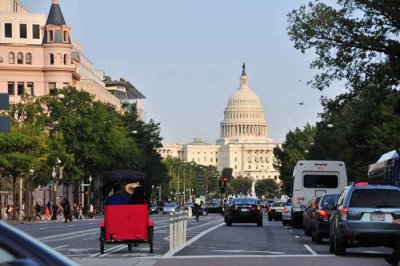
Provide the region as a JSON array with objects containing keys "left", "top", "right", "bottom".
[
  {"left": 312, "top": 193, "right": 340, "bottom": 243},
  {"left": 0, "top": 221, "right": 78, "bottom": 266},
  {"left": 205, "top": 202, "right": 223, "bottom": 214},
  {"left": 224, "top": 197, "right": 262, "bottom": 226}
]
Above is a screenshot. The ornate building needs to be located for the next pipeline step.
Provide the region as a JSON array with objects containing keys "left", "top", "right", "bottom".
[{"left": 159, "top": 64, "right": 280, "bottom": 182}]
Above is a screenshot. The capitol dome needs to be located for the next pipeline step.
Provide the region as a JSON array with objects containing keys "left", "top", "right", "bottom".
[{"left": 217, "top": 64, "right": 270, "bottom": 144}]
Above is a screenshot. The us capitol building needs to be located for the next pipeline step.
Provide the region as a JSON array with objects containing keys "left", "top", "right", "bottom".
[{"left": 159, "top": 64, "right": 280, "bottom": 182}]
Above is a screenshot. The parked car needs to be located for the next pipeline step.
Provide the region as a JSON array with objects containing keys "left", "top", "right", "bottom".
[
  {"left": 303, "top": 197, "right": 321, "bottom": 236},
  {"left": 312, "top": 193, "right": 341, "bottom": 243},
  {"left": 282, "top": 199, "right": 292, "bottom": 226},
  {"left": 224, "top": 197, "right": 262, "bottom": 227},
  {"left": 329, "top": 183, "right": 400, "bottom": 255},
  {"left": 205, "top": 202, "right": 223, "bottom": 214},
  {"left": 162, "top": 203, "right": 178, "bottom": 214},
  {"left": 150, "top": 203, "right": 159, "bottom": 214},
  {"left": 267, "top": 201, "right": 286, "bottom": 221},
  {"left": 0, "top": 221, "right": 78, "bottom": 266}
]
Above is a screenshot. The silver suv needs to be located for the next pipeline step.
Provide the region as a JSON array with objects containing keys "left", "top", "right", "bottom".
[{"left": 329, "top": 184, "right": 400, "bottom": 255}]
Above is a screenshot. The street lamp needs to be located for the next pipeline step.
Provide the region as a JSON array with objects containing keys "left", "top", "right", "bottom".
[
  {"left": 88, "top": 175, "right": 93, "bottom": 205},
  {"left": 52, "top": 158, "right": 62, "bottom": 204}
]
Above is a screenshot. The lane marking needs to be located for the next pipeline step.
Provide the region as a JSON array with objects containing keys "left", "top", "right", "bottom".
[
  {"left": 37, "top": 228, "right": 98, "bottom": 241},
  {"left": 295, "top": 235, "right": 300, "bottom": 239},
  {"left": 210, "top": 250, "right": 285, "bottom": 255},
  {"left": 99, "top": 245, "right": 128, "bottom": 257},
  {"left": 54, "top": 245, "right": 69, "bottom": 250},
  {"left": 163, "top": 223, "right": 224, "bottom": 257},
  {"left": 42, "top": 232, "right": 99, "bottom": 243},
  {"left": 90, "top": 245, "right": 124, "bottom": 258},
  {"left": 134, "top": 254, "right": 335, "bottom": 259},
  {"left": 304, "top": 244, "right": 318, "bottom": 255}
]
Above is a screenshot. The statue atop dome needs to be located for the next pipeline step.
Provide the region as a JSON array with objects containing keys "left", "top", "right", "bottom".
[{"left": 242, "top": 62, "right": 246, "bottom": 76}]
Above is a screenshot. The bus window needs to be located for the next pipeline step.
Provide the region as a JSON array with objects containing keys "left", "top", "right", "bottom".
[{"left": 303, "top": 175, "right": 338, "bottom": 188}]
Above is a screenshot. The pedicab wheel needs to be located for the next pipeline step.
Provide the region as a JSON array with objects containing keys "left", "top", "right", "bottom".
[
  {"left": 128, "top": 244, "right": 132, "bottom": 251},
  {"left": 148, "top": 226, "right": 154, "bottom": 254},
  {"left": 100, "top": 228, "right": 105, "bottom": 254}
]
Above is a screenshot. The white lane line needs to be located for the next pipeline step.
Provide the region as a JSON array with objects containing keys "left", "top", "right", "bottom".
[
  {"left": 363, "top": 251, "right": 385, "bottom": 254},
  {"left": 90, "top": 245, "right": 124, "bottom": 258},
  {"left": 295, "top": 235, "right": 300, "bottom": 239},
  {"left": 163, "top": 223, "right": 224, "bottom": 257},
  {"left": 37, "top": 228, "right": 98, "bottom": 241},
  {"left": 289, "top": 230, "right": 293, "bottom": 232},
  {"left": 66, "top": 224, "right": 77, "bottom": 227},
  {"left": 162, "top": 254, "right": 334, "bottom": 259},
  {"left": 42, "top": 232, "right": 99, "bottom": 243},
  {"left": 99, "top": 245, "right": 127, "bottom": 257},
  {"left": 304, "top": 244, "right": 318, "bottom": 255},
  {"left": 211, "top": 250, "right": 285, "bottom": 255},
  {"left": 53, "top": 245, "right": 69, "bottom": 250},
  {"left": 187, "top": 220, "right": 222, "bottom": 231}
]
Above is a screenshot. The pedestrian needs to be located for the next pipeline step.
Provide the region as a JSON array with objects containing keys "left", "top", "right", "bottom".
[
  {"left": 61, "top": 198, "right": 72, "bottom": 223},
  {"left": 78, "top": 203, "right": 84, "bottom": 220},
  {"left": 73, "top": 203, "right": 78, "bottom": 220},
  {"left": 88, "top": 203, "right": 94, "bottom": 219},
  {"left": 5, "top": 205, "right": 11, "bottom": 220},
  {"left": 51, "top": 203, "right": 58, "bottom": 220},
  {"left": 35, "top": 203, "right": 42, "bottom": 220}
]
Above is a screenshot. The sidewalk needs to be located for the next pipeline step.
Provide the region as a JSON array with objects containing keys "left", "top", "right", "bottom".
[{"left": 3, "top": 215, "right": 103, "bottom": 225}]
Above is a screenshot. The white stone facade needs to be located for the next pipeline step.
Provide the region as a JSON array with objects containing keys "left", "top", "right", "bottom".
[{"left": 159, "top": 67, "right": 280, "bottom": 181}]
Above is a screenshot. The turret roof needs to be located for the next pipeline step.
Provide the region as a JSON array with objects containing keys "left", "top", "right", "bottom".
[{"left": 46, "top": 0, "right": 66, "bottom": 26}]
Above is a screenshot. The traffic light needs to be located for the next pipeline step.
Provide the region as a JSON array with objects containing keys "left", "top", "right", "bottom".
[{"left": 223, "top": 176, "right": 228, "bottom": 187}]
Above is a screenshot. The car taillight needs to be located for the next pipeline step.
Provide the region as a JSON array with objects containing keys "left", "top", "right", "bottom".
[
  {"left": 252, "top": 205, "right": 260, "bottom": 211},
  {"left": 354, "top": 182, "right": 368, "bottom": 186},
  {"left": 340, "top": 207, "right": 348, "bottom": 220},
  {"left": 283, "top": 208, "right": 289, "bottom": 214},
  {"left": 229, "top": 205, "right": 237, "bottom": 212},
  {"left": 319, "top": 209, "right": 328, "bottom": 220}
]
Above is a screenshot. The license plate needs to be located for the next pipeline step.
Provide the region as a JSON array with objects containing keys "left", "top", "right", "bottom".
[
  {"left": 240, "top": 208, "right": 250, "bottom": 212},
  {"left": 370, "top": 213, "right": 385, "bottom": 221},
  {"left": 277, "top": 210, "right": 282, "bottom": 213}
]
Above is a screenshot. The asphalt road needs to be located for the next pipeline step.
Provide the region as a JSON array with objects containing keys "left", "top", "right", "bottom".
[{"left": 13, "top": 211, "right": 393, "bottom": 266}]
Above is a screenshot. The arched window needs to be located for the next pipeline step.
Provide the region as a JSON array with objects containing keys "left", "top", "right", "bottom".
[
  {"left": 50, "top": 53, "right": 54, "bottom": 65},
  {"left": 8, "top": 52, "right": 15, "bottom": 64},
  {"left": 17, "top": 52, "right": 23, "bottom": 64},
  {"left": 26, "top": 53, "right": 32, "bottom": 64}
]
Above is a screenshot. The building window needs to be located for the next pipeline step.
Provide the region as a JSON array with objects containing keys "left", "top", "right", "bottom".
[
  {"left": 249, "top": 165, "right": 251, "bottom": 170},
  {"left": 210, "top": 158, "right": 213, "bottom": 162},
  {"left": 19, "top": 24, "right": 27, "bottom": 38},
  {"left": 49, "top": 82, "right": 57, "bottom": 95},
  {"left": 17, "top": 82, "right": 24, "bottom": 95},
  {"left": 8, "top": 52, "right": 15, "bottom": 64},
  {"left": 63, "top": 54, "right": 67, "bottom": 65},
  {"left": 63, "top": 31, "right": 68, "bottom": 42},
  {"left": 235, "top": 165, "right": 237, "bottom": 170},
  {"left": 27, "top": 82, "right": 34, "bottom": 96},
  {"left": 50, "top": 53, "right": 54, "bottom": 65},
  {"left": 32, "top": 24, "right": 40, "bottom": 39},
  {"left": 17, "top": 53, "right": 23, "bottom": 64},
  {"left": 26, "top": 53, "right": 32, "bottom": 64},
  {"left": 49, "top": 30, "right": 54, "bottom": 42},
  {"left": 5, "top": 23, "right": 12, "bottom": 38},
  {"left": 216, "top": 158, "right": 218, "bottom": 163},
  {"left": 8, "top": 82, "right": 15, "bottom": 95},
  {"left": 63, "top": 82, "right": 69, "bottom": 88}
]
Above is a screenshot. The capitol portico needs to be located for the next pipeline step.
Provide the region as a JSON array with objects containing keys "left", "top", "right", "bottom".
[{"left": 159, "top": 65, "right": 280, "bottom": 182}]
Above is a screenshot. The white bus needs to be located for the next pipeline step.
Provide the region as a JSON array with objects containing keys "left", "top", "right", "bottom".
[{"left": 291, "top": 160, "right": 348, "bottom": 227}]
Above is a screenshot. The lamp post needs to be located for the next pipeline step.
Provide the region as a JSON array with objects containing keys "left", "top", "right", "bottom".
[
  {"left": 88, "top": 175, "right": 92, "bottom": 205},
  {"left": 52, "top": 158, "right": 62, "bottom": 204},
  {"left": 168, "top": 161, "right": 178, "bottom": 201}
]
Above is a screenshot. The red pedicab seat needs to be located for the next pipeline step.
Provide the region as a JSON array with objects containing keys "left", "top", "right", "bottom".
[{"left": 99, "top": 204, "right": 154, "bottom": 254}]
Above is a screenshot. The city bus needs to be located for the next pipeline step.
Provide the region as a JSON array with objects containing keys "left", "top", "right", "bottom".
[{"left": 368, "top": 150, "right": 400, "bottom": 187}]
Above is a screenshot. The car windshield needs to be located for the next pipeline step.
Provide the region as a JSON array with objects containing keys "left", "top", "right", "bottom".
[
  {"left": 349, "top": 189, "right": 400, "bottom": 208},
  {"left": 231, "top": 198, "right": 257, "bottom": 205},
  {"left": 271, "top": 202, "right": 285, "bottom": 207},
  {"left": 164, "top": 203, "right": 176, "bottom": 207},
  {"left": 320, "top": 194, "right": 341, "bottom": 208}
]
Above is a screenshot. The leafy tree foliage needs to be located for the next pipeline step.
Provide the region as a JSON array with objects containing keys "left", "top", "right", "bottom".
[
  {"left": 273, "top": 124, "right": 316, "bottom": 194},
  {"left": 230, "top": 176, "right": 252, "bottom": 195},
  {"left": 288, "top": 0, "right": 400, "bottom": 91},
  {"left": 255, "top": 178, "right": 279, "bottom": 198},
  {"left": 221, "top": 168, "right": 234, "bottom": 181}
]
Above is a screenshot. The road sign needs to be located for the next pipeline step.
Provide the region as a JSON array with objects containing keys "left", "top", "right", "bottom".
[
  {"left": 48, "top": 181, "right": 53, "bottom": 186},
  {"left": 81, "top": 183, "right": 90, "bottom": 187}
]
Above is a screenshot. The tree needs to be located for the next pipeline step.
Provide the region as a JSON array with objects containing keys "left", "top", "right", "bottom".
[
  {"left": 221, "top": 168, "right": 233, "bottom": 181},
  {"left": 255, "top": 179, "right": 279, "bottom": 198},
  {"left": 288, "top": 0, "right": 400, "bottom": 92},
  {"left": 230, "top": 176, "right": 252, "bottom": 195},
  {"left": 273, "top": 124, "right": 316, "bottom": 194}
]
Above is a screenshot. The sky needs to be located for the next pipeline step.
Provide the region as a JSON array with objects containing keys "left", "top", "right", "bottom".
[{"left": 22, "top": 0, "right": 344, "bottom": 144}]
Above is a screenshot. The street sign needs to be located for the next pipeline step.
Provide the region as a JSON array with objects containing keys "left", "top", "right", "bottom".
[
  {"left": 48, "top": 181, "right": 53, "bottom": 186},
  {"left": 81, "top": 183, "right": 90, "bottom": 187}
]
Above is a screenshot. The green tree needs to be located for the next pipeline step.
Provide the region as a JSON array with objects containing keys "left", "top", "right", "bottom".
[
  {"left": 273, "top": 124, "right": 316, "bottom": 194},
  {"left": 255, "top": 179, "right": 279, "bottom": 198},
  {"left": 221, "top": 168, "right": 233, "bottom": 181},
  {"left": 288, "top": 0, "right": 400, "bottom": 92},
  {"left": 230, "top": 176, "right": 252, "bottom": 195}
]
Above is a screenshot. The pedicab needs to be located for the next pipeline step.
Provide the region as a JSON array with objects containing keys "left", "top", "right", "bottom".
[{"left": 99, "top": 170, "right": 154, "bottom": 254}]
